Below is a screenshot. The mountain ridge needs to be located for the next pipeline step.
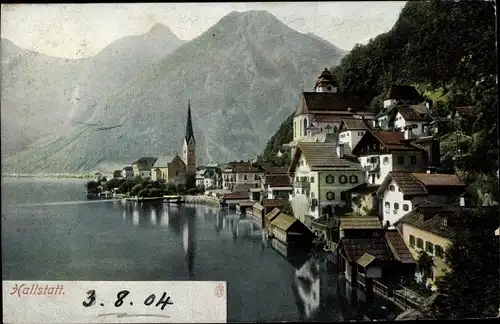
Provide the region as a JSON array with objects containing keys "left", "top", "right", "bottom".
[{"left": 2, "top": 10, "right": 346, "bottom": 173}]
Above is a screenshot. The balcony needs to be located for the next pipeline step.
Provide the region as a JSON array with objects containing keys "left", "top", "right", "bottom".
[
  {"left": 294, "top": 180, "right": 310, "bottom": 189},
  {"left": 362, "top": 163, "right": 380, "bottom": 172}
]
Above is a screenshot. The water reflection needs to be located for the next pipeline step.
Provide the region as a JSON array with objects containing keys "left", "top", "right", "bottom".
[
  {"left": 183, "top": 213, "right": 196, "bottom": 280},
  {"left": 293, "top": 258, "right": 320, "bottom": 320}
]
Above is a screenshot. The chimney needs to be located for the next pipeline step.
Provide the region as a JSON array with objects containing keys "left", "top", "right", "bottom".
[
  {"left": 460, "top": 195, "right": 466, "bottom": 207},
  {"left": 336, "top": 143, "right": 345, "bottom": 158},
  {"left": 404, "top": 125, "right": 412, "bottom": 140}
]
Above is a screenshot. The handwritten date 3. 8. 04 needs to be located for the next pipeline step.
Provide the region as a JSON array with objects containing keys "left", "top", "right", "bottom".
[{"left": 83, "top": 290, "right": 173, "bottom": 310}]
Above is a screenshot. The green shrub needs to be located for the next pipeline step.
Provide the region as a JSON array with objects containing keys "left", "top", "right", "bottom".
[
  {"left": 130, "top": 184, "right": 143, "bottom": 196},
  {"left": 138, "top": 188, "right": 150, "bottom": 198},
  {"left": 187, "top": 188, "right": 198, "bottom": 195},
  {"left": 149, "top": 188, "right": 163, "bottom": 197}
]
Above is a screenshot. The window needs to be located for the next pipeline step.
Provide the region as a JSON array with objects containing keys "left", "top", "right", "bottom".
[
  {"left": 349, "top": 175, "right": 358, "bottom": 184},
  {"left": 442, "top": 218, "right": 448, "bottom": 227},
  {"left": 435, "top": 245, "right": 444, "bottom": 258},
  {"left": 310, "top": 177, "right": 315, "bottom": 183},
  {"left": 340, "top": 192, "right": 346, "bottom": 201},
  {"left": 244, "top": 175, "right": 248, "bottom": 180},
  {"left": 398, "top": 156, "right": 404, "bottom": 164},
  {"left": 403, "top": 204, "right": 409, "bottom": 212},
  {"left": 389, "top": 185, "right": 395, "bottom": 191},
  {"left": 383, "top": 156, "right": 389, "bottom": 165},
  {"left": 296, "top": 177, "right": 299, "bottom": 182},
  {"left": 394, "top": 202, "right": 399, "bottom": 210},
  {"left": 311, "top": 192, "right": 315, "bottom": 199},
  {"left": 377, "top": 173, "right": 380, "bottom": 179},
  {"left": 326, "top": 175, "right": 335, "bottom": 184},
  {"left": 425, "top": 241, "right": 434, "bottom": 253},
  {"left": 358, "top": 131, "right": 364, "bottom": 136},
  {"left": 416, "top": 238, "right": 424, "bottom": 249},
  {"left": 384, "top": 202, "right": 390, "bottom": 208},
  {"left": 339, "top": 175, "right": 347, "bottom": 184},
  {"left": 422, "top": 124, "right": 425, "bottom": 132},
  {"left": 254, "top": 174, "right": 259, "bottom": 180},
  {"left": 299, "top": 160, "right": 303, "bottom": 166},
  {"left": 333, "top": 126, "right": 338, "bottom": 133},
  {"left": 409, "top": 235, "right": 416, "bottom": 246},
  {"left": 410, "top": 155, "right": 417, "bottom": 164},
  {"left": 326, "top": 191, "right": 335, "bottom": 200}
]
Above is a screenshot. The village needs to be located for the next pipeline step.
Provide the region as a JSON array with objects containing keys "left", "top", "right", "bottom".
[{"left": 88, "top": 68, "right": 499, "bottom": 316}]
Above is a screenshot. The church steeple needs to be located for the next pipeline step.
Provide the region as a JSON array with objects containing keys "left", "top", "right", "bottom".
[
  {"left": 314, "top": 68, "right": 339, "bottom": 93},
  {"left": 183, "top": 100, "right": 197, "bottom": 174},
  {"left": 185, "top": 100, "right": 195, "bottom": 144}
]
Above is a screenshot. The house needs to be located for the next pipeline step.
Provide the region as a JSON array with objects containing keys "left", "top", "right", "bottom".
[
  {"left": 337, "top": 118, "right": 371, "bottom": 155},
  {"left": 376, "top": 171, "right": 466, "bottom": 226},
  {"left": 289, "top": 142, "right": 364, "bottom": 219},
  {"left": 204, "top": 162, "right": 222, "bottom": 188},
  {"left": 195, "top": 167, "right": 219, "bottom": 189},
  {"left": 394, "top": 201, "right": 474, "bottom": 284},
  {"left": 195, "top": 169, "right": 206, "bottom": 187},
  {"left": 262, "top": 174, "right": 293, "bottom": 200},
  {"left": 351, "top": 129, "right": 428, "bottom": 186},
  {"left": 285, "top": 68, "right": 374, "bottom": 160},
  {"left": 343, "top": 183, "right": 381, "bottom": 216},
  {"left": 220, "top": 190, "right": 250, "bottom": 210},
  {"left": 113, "top": 170, "right": 122, "bottom": 179},
  {"left": 151, "top": 155, "right": 186, "bottom": 182},
  {"left": 121, "top": 166, "right": 134, "bottom": 179},
  {"left": 269, "top": 212, "right": 314, "bottom": 248},
  {"left": 236, "top": 200, "right": 255, "bottom": 214},
  {"left": 262, "top": 199, "right": 288, "bottom": 215},
  {"left": 222, "top": 160, "right": 265, "bottom": 192},
  {"left": 132, "top": 157, "right": 157, "bottom": 178},
  {"left": 251, "top": 202, "right": 265, "bottom": 226},
  {"left": 393, "top": 105, "right": 432, "bottom": 137},
  {"left": 336, "top": 216, "right": 415, "bottom": 302},
  {"left": 375, "top": 85, "right": 423, "bottom": 130}
]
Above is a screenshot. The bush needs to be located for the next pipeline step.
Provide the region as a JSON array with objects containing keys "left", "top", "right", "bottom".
[
  {"left": 103, "top": 178, "right": 125, "bottom": 191},
  {"left": 149, "top": 188, "right": 163, "bottom": 198},
  {"left": 137, "top": 188, "right": 150, "bottom": 198},
  {"left": 117, "top": 180, "right": 135, "bottom": 194},
  {"left": 130, "top": 184, "right": 143, "bottom": 196},
  {"left": 85, "top": 180, "right": 99, "bottom": 194},
  {"left": 187, "top": 188, "right": 199, "bottom": 195}
]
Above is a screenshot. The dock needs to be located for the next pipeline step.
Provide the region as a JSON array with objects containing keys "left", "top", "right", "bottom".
[{"left": 163, "top": 195, "right": 185, "bottom": 204}]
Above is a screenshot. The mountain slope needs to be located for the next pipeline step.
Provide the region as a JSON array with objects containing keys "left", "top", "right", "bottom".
[
  {"left": 1, "top": 24, "right": 185, "bottom": 159},
  {"left": 3, "top": 10, "right": 346, "bottom": 173}
]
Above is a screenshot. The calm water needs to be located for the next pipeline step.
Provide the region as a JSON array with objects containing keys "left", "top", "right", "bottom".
[{"left": 1, "top": 178, "right": 398, "bottom": 322}]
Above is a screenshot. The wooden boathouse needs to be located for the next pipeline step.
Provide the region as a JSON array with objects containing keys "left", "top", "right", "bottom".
[
  {"left": 264, "top": 208, "right": 281, "bottom": 230},
  {"left": 269, "top": 212, "right": 314, "bottom": 248}
]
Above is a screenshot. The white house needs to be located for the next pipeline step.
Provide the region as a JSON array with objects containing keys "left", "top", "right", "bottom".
[
  {"left": 261, "top": 174, "right": 293, "bottom": 200},
  {"left": 337, "top": 118, "right": 370, "bottom": 155},
  {"left": 375, "top": 85, "right": 423, "bottom": 129},
  {"left": 376, "top": 171, "right": 466, "bottom": 226},
  {"left": 393, "top": 105, "right": 432, "bottom": 137},
  {"left": 121, "top": 166, "right": 134, "bottom": 180},
  {"left": 351, "top": 128, "right": 428, "bottom": 186},
  {"left": 289, "top": 142, "right": 364, "bottom": 220},
  {"left": 222, "top": 161, "right": 264, "bottom": 191}
]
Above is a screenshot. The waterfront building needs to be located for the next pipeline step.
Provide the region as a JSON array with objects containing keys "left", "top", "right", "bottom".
[
  {"left": 182, "top": 100, "right": 197, "bottom": 175},
  {"left": 269, "top": 212, "right": 314, "bottom": 247},
  {"left": 288, "top": 142, "right": 363, "bottom": 220},
  {"left": 221, "top": 160, "right": 265, "bottom": 192}
]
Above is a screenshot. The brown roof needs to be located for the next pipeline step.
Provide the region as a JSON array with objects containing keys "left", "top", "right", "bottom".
[
  {"left": 265, "top": 175, "right": 291, "bottom": 187},
  {"left": 398, "top": 105, "right": 430, "bottom": 121},
  {"left": 373, "top": 131, "right": 425, "bottom": 151},
  {"left": 222, "top": 191, "right": 249, "bottom": 200},
  {"left": 340, "top": 217, "right": 383, "bottom": 230},
  {"left": 394, "top": 201, "right": 474, "bottom": 239},
  {"left": 230, "top": 161, "right": 265, "bottom": 173},
  {"left": 294, "top": 92, "right": 371, "bottom": 116},
  {"left": 411, "top": 173, "right": 465, "bottom": 187},
  {"left": 312, "top": 114, "right": 344, "bottom": 122},
  {"left": 357, "top": 253, "right": 378, "bottom": 267},
  {"left": 252, "top": 203, "right": 264, "bottom": 210},
  {"left": 383, "top": 85, "right": 422, "bottom": 102},
  {"left": 291, "top": 142, "right": 361, "bottom": 171},
  {"left": 265, "top": 166, "right": 289, "bottom": 175},
  {"left": 339, "top": 237, "right": 394, "bottom": 263},
  {"left": 233, "top": 183, "right": 259, "bottom": 191},
  {"left": 377, "top": 171, "right": 466, "bottom": 198},
  {"left": 265, "top": 208, "right": 281, "bottom": 221},
  {"left": 385, "top": 230, "right": 416, "bottom": 264},
  {"left": 340, "top": 118, "right": 371, "bottom": 131},
  {"left": 237, "top": 200, "right": 255, "bottom": 207},
  {"left": 270, "top": 213, "right": 298, "bottom": 231},
  {"left": 262, "top": 199, "right": 287, "bottom": 208}
]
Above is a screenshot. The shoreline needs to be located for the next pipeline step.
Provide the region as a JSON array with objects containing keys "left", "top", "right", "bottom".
[
  {"left": 2, "top": 174, "right": 94, "bottom": 180},
  {"left": 184, "top": 195, "right": 221, "bottom": 208}
]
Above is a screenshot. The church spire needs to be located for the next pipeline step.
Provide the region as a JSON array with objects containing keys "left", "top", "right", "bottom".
[{"left": 185, "top": 100, "right": 195, "bottom": 144}]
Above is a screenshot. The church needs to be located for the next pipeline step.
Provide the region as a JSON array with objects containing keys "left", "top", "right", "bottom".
[{"left": 151, "top": 101, "right": 197, "bottom": 183}]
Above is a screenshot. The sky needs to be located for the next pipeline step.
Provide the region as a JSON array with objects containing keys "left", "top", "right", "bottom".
[{"left": 1, "top": 2, "right": 407, "bottom": 59}]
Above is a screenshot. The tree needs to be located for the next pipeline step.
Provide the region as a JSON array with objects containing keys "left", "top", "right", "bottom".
[
  {"left": 427, "top": 207, "right": 499, "bottom": 319},
  {"left": 185, "top": 173, "right": 196, "bottom": 190},
  {"left": 85, "top": 180, "right": 99, "bottom": 194},
  {"left": 416, "top": 250, "right": 435, "bottom": 282}
]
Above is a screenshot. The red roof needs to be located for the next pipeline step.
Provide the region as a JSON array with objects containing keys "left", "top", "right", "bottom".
[
  {"left": 265, "top": 175, "right": 292, "bottom": 187},
  {"left": 223, "top": 191, "right": 249, "bottom": 200}
]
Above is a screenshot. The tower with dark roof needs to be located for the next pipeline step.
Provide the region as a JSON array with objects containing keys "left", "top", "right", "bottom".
[
  {"left": 313, "top": 68, "right": 339, "bottom": 93},
  {"left": 182, "top": 100, "right": 197, "bottom": 174}
]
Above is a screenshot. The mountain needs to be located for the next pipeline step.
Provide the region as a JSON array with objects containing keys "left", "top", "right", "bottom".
[
  {"left": 2, "top": 10, "right": 346, "bottom": 173},
  {"left": 0, "top": 24, "right": 185, "bottom": 159}
]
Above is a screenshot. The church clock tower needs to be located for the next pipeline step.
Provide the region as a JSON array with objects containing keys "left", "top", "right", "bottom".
[{"left": 183, "top": 100, "right": 197, "bottom": 174}]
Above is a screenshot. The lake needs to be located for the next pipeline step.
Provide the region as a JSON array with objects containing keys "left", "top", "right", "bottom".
[{"left": 1, "top": 178, "right": 398, "bottom": 322}]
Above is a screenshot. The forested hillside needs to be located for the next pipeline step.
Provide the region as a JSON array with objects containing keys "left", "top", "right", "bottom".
[{"left": 260, "top": 0, "right": 498, "bottom": 205}]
